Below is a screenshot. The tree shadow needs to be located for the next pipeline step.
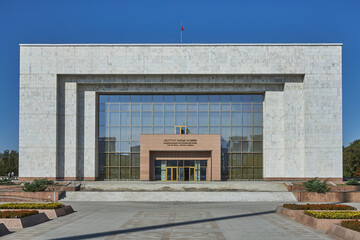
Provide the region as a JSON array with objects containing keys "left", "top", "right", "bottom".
[{"left": 51, "top": 209, "right": 275, "bottom": 240}]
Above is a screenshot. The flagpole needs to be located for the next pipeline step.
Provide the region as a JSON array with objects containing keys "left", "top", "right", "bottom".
[{"left": 181, "top": 21, "right": 183, "bottom": 44}]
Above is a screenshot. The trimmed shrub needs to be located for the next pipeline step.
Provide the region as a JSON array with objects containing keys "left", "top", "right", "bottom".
[
  {"left": 283, "top": 203, "right": 356, "bottom": 211},
  {"left": 341, "top": 220, "right": 360, "bottom": 232},
  {"left": 0, "top": 203, "right": 64, "bottom": 209},
  {"left": 22, "top": 178, "right": 54, "bottom": 192},
  {"left": 305, "top": 210, "right": 360, "bottom": 219},
  {"left": 303, "top": 177, "right": 330, "bottom": 193},
  {"left": 346, "top": 178, "right": 360, "bottom": 186},
  {"left": 0, "top": 210, "right": 38, "bottom": 218},
  {"left": 0, "top": 178, "right": 13, "bottom": 185}
]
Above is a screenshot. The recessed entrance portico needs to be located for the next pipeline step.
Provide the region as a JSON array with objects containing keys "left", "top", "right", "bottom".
[{"left": 140, "top": 134, "right": 221, "bottom": 181}]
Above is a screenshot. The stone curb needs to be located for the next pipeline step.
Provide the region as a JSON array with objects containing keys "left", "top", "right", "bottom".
[
  {"left": 0, "top": 213, "right": 49, "bottom": 230},
  {"left": 326, "top": 223, "right": 360, "bottom": 240}
]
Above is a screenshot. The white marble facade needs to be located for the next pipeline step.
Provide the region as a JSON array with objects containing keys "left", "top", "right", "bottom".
[{"left": 19, "top": 44, "right": 343, "bottom": 180}]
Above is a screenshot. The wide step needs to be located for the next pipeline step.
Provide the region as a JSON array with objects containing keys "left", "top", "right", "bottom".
[{"left": 62, "top": 191, "right": 297, "bottom": 202}]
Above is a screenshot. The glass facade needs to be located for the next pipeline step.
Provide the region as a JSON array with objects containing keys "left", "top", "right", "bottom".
[{"left": 98, "top": 94, "right": 263, "bottom": 180}]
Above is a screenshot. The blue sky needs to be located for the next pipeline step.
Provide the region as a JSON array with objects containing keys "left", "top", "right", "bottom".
[{"left": 0, "top": 0, "right": 359, "bottom": 151}]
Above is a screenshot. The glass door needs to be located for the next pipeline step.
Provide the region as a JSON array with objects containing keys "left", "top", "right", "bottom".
[{"left": 166, "top": 167, "right": 177, "bottom": 181}]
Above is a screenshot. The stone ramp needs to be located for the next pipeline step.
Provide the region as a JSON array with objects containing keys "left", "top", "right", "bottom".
[
  {"left": 62, "top": 191, "right": 297, "bottom": 202},
  {"left": 80, "top": 181, "right": 288, "bottom": 192}
]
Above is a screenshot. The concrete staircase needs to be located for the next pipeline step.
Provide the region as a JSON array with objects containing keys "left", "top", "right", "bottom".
[{"left": 61, "top": 181, "right": 297, "bottom": 202}]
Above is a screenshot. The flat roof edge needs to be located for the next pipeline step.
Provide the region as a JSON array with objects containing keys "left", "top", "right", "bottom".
[{"left": 19, "top": 43, "right": 343, "bottom": 47}]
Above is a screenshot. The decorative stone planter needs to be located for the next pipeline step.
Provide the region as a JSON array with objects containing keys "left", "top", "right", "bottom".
[
  {"left": 0, "top": 213, "right": 49, "bottom": 230},
  {"left": 326, "top": 223, "right": 360, "bottom": 240},
  {"left": 0, "top": 223, "right": 10, "bottom": 236},
  {"left": 295, "top": 192, "right": 360, "bottom": 202},
  {"left": 0, "top": 205, "right": 74, "bottom": 219},
  {"left": 275, "top": 206, "right": 304, "bottom": 218},
  {"left": 294, "top": 212, "right": 342, "bottom": 231}
]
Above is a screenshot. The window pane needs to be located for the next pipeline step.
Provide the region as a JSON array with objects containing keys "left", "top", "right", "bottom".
[
  {"left": 231, "top": 95, "right": 241, "bottom": 103},
  {"left": 110, "top": 104, "right": 119, "bottom": 112},
  {"left": 120, "top": 142, "right": 130, "bottom": 152},
  {"left": 99, "top": 112, "right": 108, "bottom": 125},
  {"left": 231, "top": 112, "right": 241, "bottom": 126},
  {"left": 164, "top": 112, "right": 174, "bottom": 126},
  {"left": 187, "top": 126, "right": 197, "bottom": 134},
  {"left": 153, "top": 95, "right": 163, "bottom": 103},
  {"left": 198, "top": 112, "right": 208, "bottom": 125},
  {"left": 253, "top": 154, "right": 263, "bottom": 166},
  {"left": 141, "top": 95, "right": 152, "bottom": 103},
  {"left": 120, "top": 104, "right": 130, "bottom": 111},
  {"left": 220, "top": 95, "right": 231, "bottom": 103},
  {"left": 187, "top": 112, "right": 197, "bottom": 125},
  {"left": 164, "top": 95, "right": 174, "bottom": 103},
  {"left": 131, "top": 112, "right": 140, "bottom": 125},
  {"left": 153, "top": 127, "right": 164, "bottom": 134},
  {"left": 231, "top": 141, "right": 242, "bottom": 152},
  {"left": 198, "top": 95, "right": 208, "bottom": 103},
  {"left": 164, "top": 126, "right": 173, "bottom": 134},
  {"left": 120, "top": 127, "right": 130, "bottom": 140},
  {"left": 142, "top": 104, "right": 152, "bottom": 111},
  {"left": 242, "top": 168, "right": 253, "bottom": 179},
  {"left": 175, "top": 95, "right": 186, "bottom": 103},
  {"left": 153, "top": 104, "right": 163, "bottom": 111},
  {"left": 110, "top": 112, "right": 119, "bottom": 125},
  {"left": 109, "top": 127, "right": 119, "bottom": 140},
  {"left": 142, "top": 126, "right": 152, "bottom": 134},
  {"left": 253, "top": 95, "right": 263, "bottom": 103},
  {"left": 187, "top": 95, "right": 197, "bottom": 103},
  {"left": 120, "top": 112, "right": 130, "bottom": 125},
  {"left": 231, "top": 104, "right": 241, "bottom": 111},
  {"left": 231, "top": 127, "right": 242, "bottom": 140},
  {"left": 120, "top": 154, "right": 131, "bottom": 166},
  {"left": 209, "top": 95, "right": 219, "bottom": 102},
  {"left": 231, "top": 167, "right": 242, "bottom": 179},
  {"left": 99, "top": 126, "right": 107, "bottom": 138},
  {"left": 109, "top": 153, "right": 120, "bottom": 166},
  {"left": 120, "top": 167, "right": 130, "bottom": 179},
  {"left": 242, "top": 154, "right": 253, "bottom": 166},
  {"left": 198, "top": 104, "right": 208, "bottom": 111},
  {"left": 119, "top": 95, "right": 130, "bottom": 103},
  {"left": 221, "top": 104, "right": 231, "bottom": 111},
  {"left": 175, "top": 112, "right": 186, "bottom": 125},
  {"left": 131, "top": 167, "right": 140, "bottom": 179},
  {"left": 253, "top": 142, "right": 263, "bottom": 153},
  {"left": 131, "top": 141, "right": 140, "bottom": 152},
  {"left": 209, "top": 104, "right": 219, "bottom": 111},
  {"left": 131, "top": 154, "right": 140, "bottom": 166},
  {"left": 176, "top": 104, "right": 186, "bottom": 111},
  {"left": 253, "top": 127, "right": 262, "bottom": 140},
  {"left": 198, "top": 127, "right": 209, "bottom": 134},
  {"left": 221, "top": 127, "right": 231, "bottom": 141},
  {"left": 131, "top": 95, "right": 141, "bottom": 103},
  {"left": 242, "top": 127, "right": 252, "bottom": 141},
  {"left": 209, "top": 112, "right": 220, "bottom": 126},
  {"left": 153, "top": 112, "right": 163, "bottom": 126},
  {"left": 210, "top": 127, "right": 220, "bottom": 134},
  {"left": 253, "top": 104, "right": 263, "bottom": 112},
  {"left": 231, "top": 154, "right": 242, "bottom": 166},
  {"left": 253, "top": 113, "right": 263, "bottom": 126},
  {"left": 221, "top": 112, "right": 230, "bottom": 126},
  {"left": 242, "top": 95, "right": 252, "bottom": 103},
  {"left": 131, "top": 104, "right": 140, "bottom": 111},
  {"left": 242, "top": 141, "right": 252, "bottom": 153},
  {"left": 142, "top": 112, "right": 152, "bottom": 126},
  {"left": 242, "top": 112, "right": 252, "bottom": 126},
  {"left": 242, "top": 104, "right": 252, "bottom": 112},
  {"left": 254, "top": 167, "right": 263, "bottom": 179},
  {"left": 131, "top": 127, "right": 140, "bottom": 140},
  {"left": 187, "top": 104, "right": 197, "bottom": 111},
  {"left": 109, "top": 167, "right": 119, "bottom": 179}
]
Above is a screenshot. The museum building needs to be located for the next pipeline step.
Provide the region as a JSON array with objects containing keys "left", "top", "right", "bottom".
[{"left": 19, "top": 44, "right": 343, "bottom": 181}]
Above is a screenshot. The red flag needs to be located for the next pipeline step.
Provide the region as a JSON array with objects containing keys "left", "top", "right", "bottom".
[{"left": 181, "top": 25, "right": 184, "bottom": 31}]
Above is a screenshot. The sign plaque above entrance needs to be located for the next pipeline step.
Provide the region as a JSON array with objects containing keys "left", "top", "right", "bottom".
[{"left": 163, "top": 139, "right": 198, "bottom": 147}]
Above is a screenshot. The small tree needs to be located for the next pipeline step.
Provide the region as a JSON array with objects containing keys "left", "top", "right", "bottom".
[
  {"left": 0, "top": 150, "right": 18, "bottom": 176},
  {"left": 343, "top": 140, "right": 360, "bottom": 177}
]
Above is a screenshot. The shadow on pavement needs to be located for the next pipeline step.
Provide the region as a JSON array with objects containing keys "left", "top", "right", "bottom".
[{"left": 51, "top": 210, "right": 275, "bottom": 240}]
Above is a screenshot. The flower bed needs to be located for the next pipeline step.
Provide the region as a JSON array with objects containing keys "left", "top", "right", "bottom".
[
  {"left": 305, "top": 210, "right": 360, "bottom": 219},
  {"left": 0, "top": 210, "right": 38, "bottom": 218},
  {"left": 341, "top": 220, "right": 360, "bottom": 232},
  {"left": 0, "top": 202, "right": 64, "bottom": 209},
  {"left": 283, "top": 203, "right": 356, "bottom": 210}
]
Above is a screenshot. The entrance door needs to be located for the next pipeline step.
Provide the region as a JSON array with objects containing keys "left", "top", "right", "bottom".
[
  {"left": 178, "top": 167, "right": 195, "bottom": 181},
  {"left": 166, "top": 167, "right": 177, "bottom": 181}
]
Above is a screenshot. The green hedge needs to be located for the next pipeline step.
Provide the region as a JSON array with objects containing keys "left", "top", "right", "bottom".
[
  {"left": 0, "top": 203, "right": 64, "bottom": 209},
  {"left": 283, "top": 204, "right": 356, "bottom": 210},
  {"left": 305, "top": 210, "right": 360, "bottom": 219},
  {"left": 0, "top": 210, "right": 38, "bottom": 218}
]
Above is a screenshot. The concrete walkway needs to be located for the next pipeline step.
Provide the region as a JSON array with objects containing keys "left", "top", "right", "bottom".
[{"left": 1, "top": 202, "right": 339, "bottom": 240}]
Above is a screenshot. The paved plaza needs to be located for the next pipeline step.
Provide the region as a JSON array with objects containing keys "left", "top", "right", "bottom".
[{"left": 0, "top": 201, "right": 349, "bottom": 240}]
